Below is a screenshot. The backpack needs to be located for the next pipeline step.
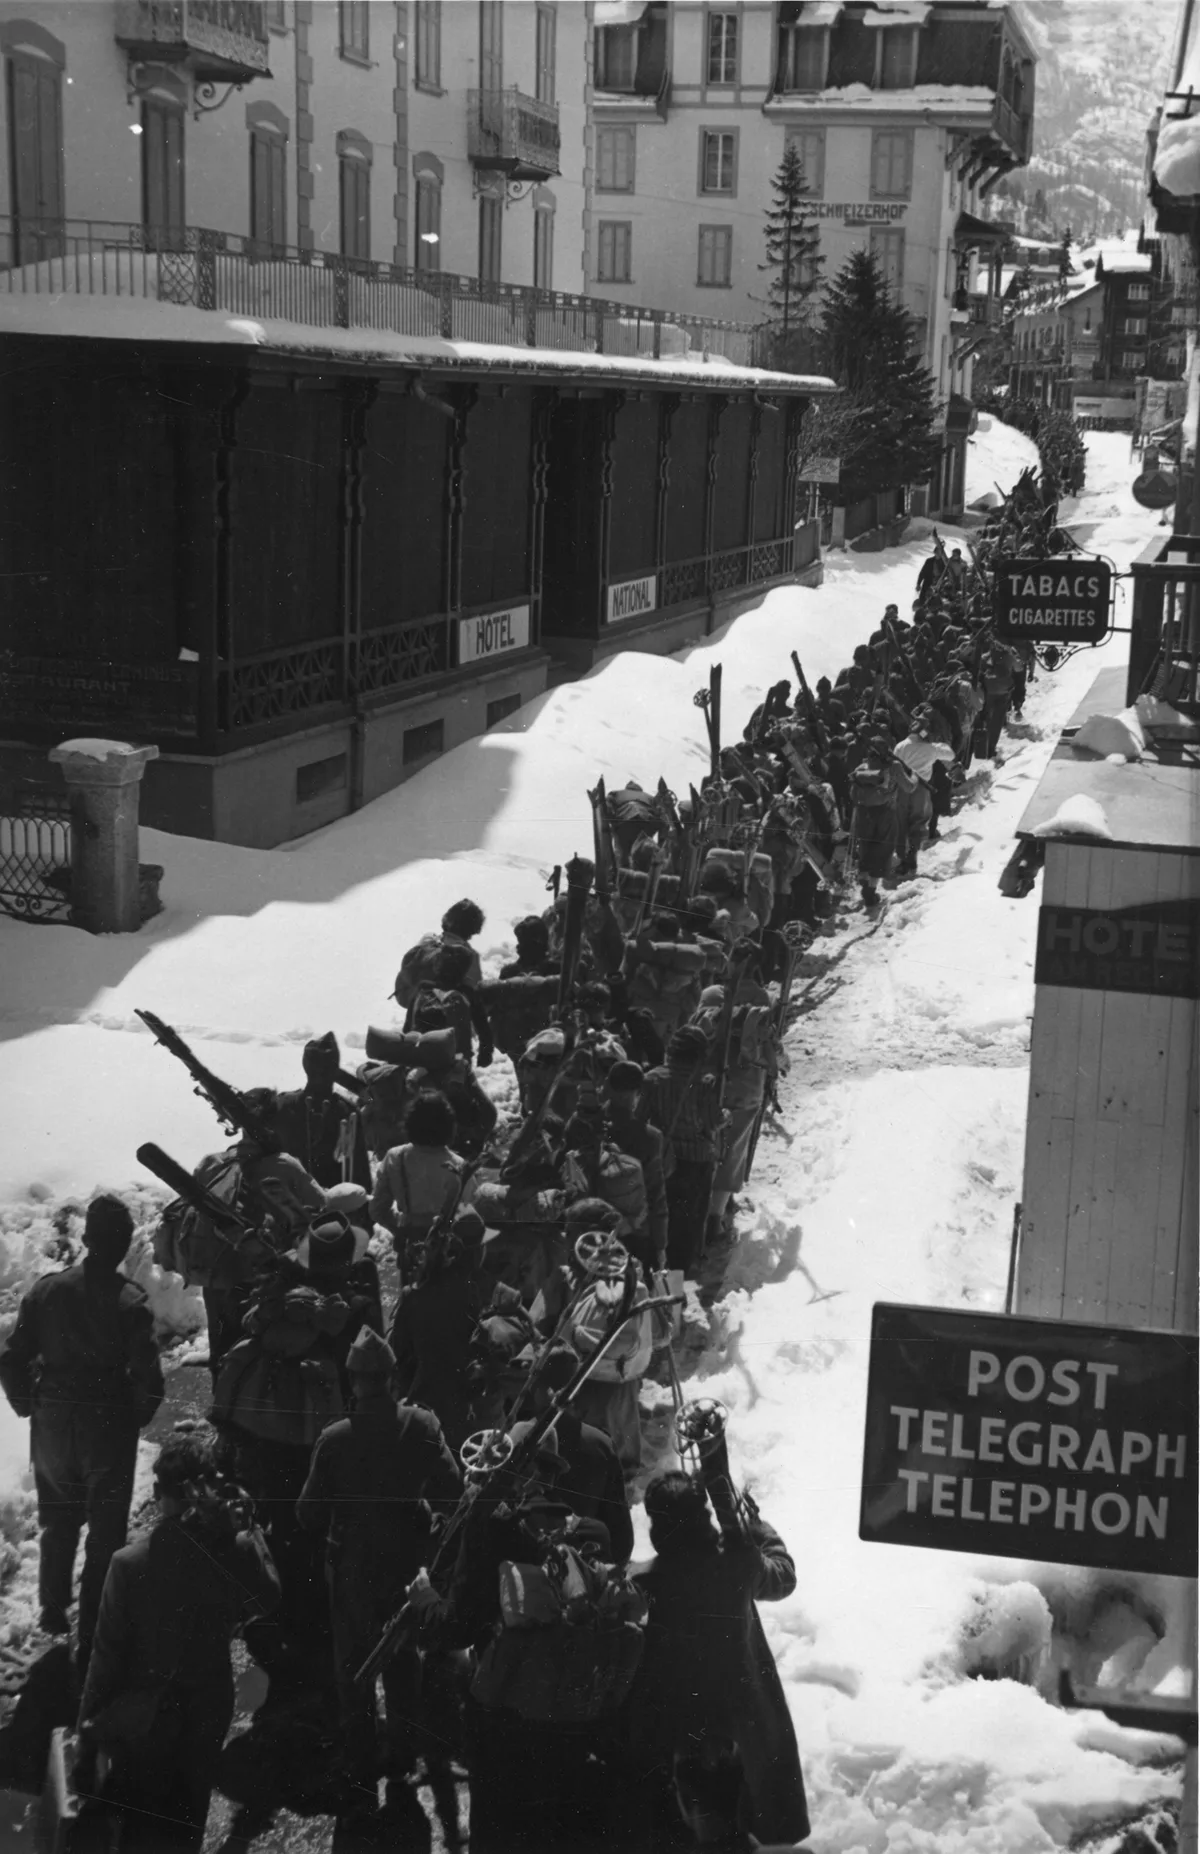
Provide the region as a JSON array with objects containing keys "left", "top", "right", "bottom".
[
  {"left": 152, "top": 1152, "right": 242, "bottom": 1289},
  {"left": 356, "top": 1061, "right": 413, "bottom": 1161},
  {"left": 393, "top": 934, "right": 444, "bottom": 1009},
  {"left": 411, "top": 984, "right": 474, "bottom": 1060},
  {"left": 563, "top": 1142, "right": 647, "bottom": 1238},
  {"left": 470, "top": 1527, "right": 647, "bottom": 1724}
]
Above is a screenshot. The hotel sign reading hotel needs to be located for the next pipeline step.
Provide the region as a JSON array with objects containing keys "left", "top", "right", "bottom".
[
  {"left": 456, "top": 604, "right": 531, "bottom": 665},
  {"left": 1034, "top": 901, "right": 1200, "bottom": 1000},
  {"left": 861, "top": 1303, "right": 1197, "bottom": 1576}
]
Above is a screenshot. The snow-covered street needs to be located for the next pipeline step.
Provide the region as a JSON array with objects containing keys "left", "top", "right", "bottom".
[{"left": 0, "top": 425, "right": 1187, "bottom": 1849}]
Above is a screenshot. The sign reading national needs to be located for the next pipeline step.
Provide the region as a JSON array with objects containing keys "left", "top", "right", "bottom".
[
  {"left": 860, "top": 1303, "right": 1197, "bottom": 1576},
  {"left": 605, "top": 575, "right": 657, "bottom": 624},
  {"left": 456, "top": 603, "right": 530, "bottom": 666},
  {"left": 993, "top": 558, "right": 1112, "bottom": 644}
]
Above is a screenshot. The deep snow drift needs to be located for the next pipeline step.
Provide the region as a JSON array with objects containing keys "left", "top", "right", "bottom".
[{"left": 0, "top": 426, "right": 1188, "bottom": 1849}]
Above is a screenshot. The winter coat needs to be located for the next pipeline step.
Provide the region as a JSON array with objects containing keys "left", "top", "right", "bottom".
[
  {"left": 372, "top": 1142, "right": 467, "bottom": 1234},
  {"left": 627, "top": 1517, "right": 809, "bottom": 1847},
  {"left": 390, "top": 1261, "right": 492, "bottom": 1451},
  {"left": 0, "top": 1260, "right": 163, "bottom": 1427},
  {"left": 605, "top": 1111, "right": 669, "bottom": 1260},
  {"left": 562, "top": 1140, "right": 647, "bottom": 1240},
  {"left": 78, "top": 1515, "right": 280, "bottom": 1850},
  {"left": 642, "top": 1061, "right": 724, "bottom": 1166},
  {"left": 295, "top": 1398, "right": 461, "bottom": 1592},
  {"left": 269, "top": 1087, "right": 371, "bottom": 1192},
  {"left": 546, "top": 1409, "right": 634, "bottom": 1565}
]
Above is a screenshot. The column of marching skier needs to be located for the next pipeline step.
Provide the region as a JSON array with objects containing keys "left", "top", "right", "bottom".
[{"left": 0, "top": 472, "right": 1058, "bottom": 1852}]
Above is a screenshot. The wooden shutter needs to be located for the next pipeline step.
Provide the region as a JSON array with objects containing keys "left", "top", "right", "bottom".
[
  {"left": 144, "top": 100, "right": 185, "bottom": 237},
  {"left": 480, "top": 0, "right": 503, "bottom": 91},
  {"left": 536, "top": 5, "right": 556, "bottom": 102},
  {"left": 8, "top": 51, "right": 64, "bottom": 261},
  {"left": 340, "top": 155, "right": 369, "bottom": 260}
]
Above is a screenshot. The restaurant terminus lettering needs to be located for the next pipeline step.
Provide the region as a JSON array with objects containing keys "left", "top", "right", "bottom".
[
  {"left": 993, "top": 558, "right": 1112, "bottom": 643},
  {"left": 861, "top": 1305, "right": 1197, "bottom": 1576},
  {"left": 456, "top": 604, "right": 530, "bottom": 666}
]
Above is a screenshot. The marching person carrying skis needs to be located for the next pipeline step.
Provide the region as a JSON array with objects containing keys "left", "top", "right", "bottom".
[
  {"left": 642, "top": 1025, "right": 727, "bottom": 1278},
  {"left": 849, "top": 736, "right": 900, "bottom": 910}
]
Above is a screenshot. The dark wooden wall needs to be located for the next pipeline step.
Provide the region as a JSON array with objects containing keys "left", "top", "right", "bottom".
[
  {"left": 609, "top": 397, "right": 659, "bottom": 579},
  {"left": 361, "top": 390, "right": 449, "bottom": 628},
  {"left": 231, "top": 381, "right": 343, "bottom": 657},
  {"left": 461, "top": 391, "right": 533, "bottom": 609},
  {"left": 666, "top": 399, "right": 709, "bottom": 564}
]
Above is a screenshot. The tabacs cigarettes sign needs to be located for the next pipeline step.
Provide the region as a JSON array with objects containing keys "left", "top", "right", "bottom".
[
  {"left": 993, "top": 558, "right": 1112, "bottom": 644},
  {"left": 1035, "top": 900, "right": 1200, "bottom": 1000},
  {"left": 860, "top": 1304, "right": 1197, "bottom": 1576},
  {"left": 456, "top": 603, "right": 530, "bottom": 666}
]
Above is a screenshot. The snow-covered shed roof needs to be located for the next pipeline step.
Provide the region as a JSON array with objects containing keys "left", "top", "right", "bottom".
[
  {"left": 0, "top": 292, "right": 836, "bottom": 397},
  {"left": 1017, "top": 667, "right": 1200, "bottom": 855},
  {"left": 1095, "top": 250, "right": 1153, "bottom": 276}
]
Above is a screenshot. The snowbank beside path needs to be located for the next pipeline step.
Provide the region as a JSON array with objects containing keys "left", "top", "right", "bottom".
[{"left": 966, "top": 413, "right": 1040, "bottom": 506}]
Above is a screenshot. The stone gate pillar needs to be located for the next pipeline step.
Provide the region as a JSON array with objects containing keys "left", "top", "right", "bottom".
[{"left": 49, "top": 739, "right": 159, "bottom": 934}]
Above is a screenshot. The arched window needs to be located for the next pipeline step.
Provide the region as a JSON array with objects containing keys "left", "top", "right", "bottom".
[
  {"left": 413, "top": 151, "right": 442, "bottom": 272},
  {"left": 247, "top": 101, "right": 289, "bottom": 254}
]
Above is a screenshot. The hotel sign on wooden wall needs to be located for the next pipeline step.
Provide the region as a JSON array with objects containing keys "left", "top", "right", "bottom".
[
  {"left": 861, "top": 1303, "right": 1197, "bottom": 1576},
  {"left": 993, "top": 559, "right": 1112, "bottom": 643},
  {"left": 456, "top": 604, "right": 531, "bottom": 665},
  {"left": 1034, "top": 901, "right": 1200, "bottom": 999},
  {"left": 0, "top": 656, "right": 199, "bottom": 736},
  {"left": 605, "top": 575, "right": 657, "bottom": 624}
]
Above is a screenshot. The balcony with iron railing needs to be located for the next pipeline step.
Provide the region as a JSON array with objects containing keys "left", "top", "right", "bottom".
[
  {"left": 0, "top": 217, "right": 769, "bottom": 367},
  {"left": 467, "top": 89, "right": 561, "bottom": 180},
  {"left": 115, "top": 0, "right": 270, "bottom": 82}
]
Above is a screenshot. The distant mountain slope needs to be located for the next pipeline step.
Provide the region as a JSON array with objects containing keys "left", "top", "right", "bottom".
[{"left": 992, "top": 0, "right": 1178, "bottom": 242}]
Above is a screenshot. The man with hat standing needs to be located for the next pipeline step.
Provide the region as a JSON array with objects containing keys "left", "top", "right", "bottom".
[
  {"left": 271, "top": 1032, "right": 371, "bottom": 1192},
  {"left": 0, "top": 1194, "right": 164, "bottom": 1668},
  {"left": 602, "top": 1060, "right": 668, "bottom": 1273},
  {"left": 296, "top": 1326, "right": 461, "bottom": 1812},
  {"left": 642, "top": 1026, "right": 726, "bottom": 1277}
]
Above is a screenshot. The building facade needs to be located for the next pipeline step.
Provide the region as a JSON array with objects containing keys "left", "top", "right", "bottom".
[
  {"left": 0, "top": 0, "right": 590, "bottom": 294},
  {"left": 589, "top": 0, "right": 1035, "bottom": 514},
  {"left": 0, "top": 4, "right": 833, "bottom": 849}
]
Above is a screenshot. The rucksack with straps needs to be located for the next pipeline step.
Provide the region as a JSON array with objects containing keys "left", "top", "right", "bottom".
[
  {"left": 152, "top": 1152, "right": 243, "bottom": 1289},
  {"left": 411, "top": 984, "right": 474, "bottom": 1061},
  {"left": 471, "top": 1523, "right": 647, "bottom": 1724}
]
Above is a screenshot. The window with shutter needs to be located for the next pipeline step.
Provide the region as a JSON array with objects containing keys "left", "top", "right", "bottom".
[
  {"left": 777, "top": 25, "right": 827, "bottom": 91},
  {"left": 700, "top": 130, "right": 737, "bottom": 194},
  {"left": 480, "top": 0, "right": 503, "bottom": 92},
  {"left": 597, "top": 220, "right": 631, "bottom": 283},
  {"left": 534, "top": 208, "right": 554, "bottom": 290},
  {"left": 250, "top": 128, "right": 287, "bottom": 254},
  {"left": 339, "top": 150, "right": 370, "bottom": 260},
  {"left": 707, "top": 13, "right": 738, "bottom": 84},
  {"left": 415, "top": 173, "right": 441, "bottom": 270},
  {"left": 6, "top": 49, "right": 64, "bottom": 262},
  {"left": 339, "top": 1, "right": 369, "bottom": 61},
  {"left": 870, "top": 129, "right": 913, "bottom": 199},
  {"left": 142, "top": 98, "right": 185, "bottom": 242},
  {"left": 786, "top": 128, "right": 824, "bottom": 198},
  {"left": 416, "top": 0, "right": 442, "bottom": 87},
  {"left": 869, "top": 227, "right": 905, "bottom": 294},
  {"left": 479, "top": 193, "right": 502, "bottom": 282},
  {"left": 536, "top": 5, "right": 556, "bottom": 103},
  {"left": 596, "top": 24, "right": 636, "bottom": 90},
  {"left": 878, "top": 27, "right": 916, "bottom": 89},
  {"left": 697, "top": 225, "right": 732, "bottom": 287},
  {"left": 596, "top": 125, "right": 635, "bottom": 192}
]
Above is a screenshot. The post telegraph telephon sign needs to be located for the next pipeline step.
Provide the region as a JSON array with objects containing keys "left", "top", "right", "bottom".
[
  {"left": 993, "top": 558, "right": 1112, "bottom": 644},
  {"left": 860, "top": 1303, "right": 1197, "bottom": 1576}
]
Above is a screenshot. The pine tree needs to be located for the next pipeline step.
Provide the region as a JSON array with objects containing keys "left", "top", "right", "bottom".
[
  {"left": 818, "top": 250, "right": 941, "bottom": 501},
  {"left": 760, "top": 141, "right": 823, "bottom": 352}
]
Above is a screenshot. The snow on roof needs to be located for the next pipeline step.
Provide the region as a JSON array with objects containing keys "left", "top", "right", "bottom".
[
  {"left": 1096, "top": 250, "right": 1153, "bottom": 274},
  {"left": 0, "top": 292, "right": 835, "bottom": 395},
  {"left": 797, "top": 0, "right": 844, "bottom": 20},
  {"left": 862, "top": 3, "right": 930, "bottom": 25},
  {"left": 1154, "top": 110, "right": 1200, "bottom": 200},
  {"left": 766, "top": 82, "right": 996, "bottom": 112}
]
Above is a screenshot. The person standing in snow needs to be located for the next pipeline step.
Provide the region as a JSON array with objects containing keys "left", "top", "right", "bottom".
[
  {"left": 618, "top": 1467, "right": 809, "bottom": 1852},
  {"left": 893, "top": 720, "right": 955, "bottom": 876},
  {"left": 371, "top": 1090, "right": 469, "bottom": 1273},
  {"left": 295, "top": 1326, "right": 461, "bottom": 1806},
  {"left": 0, "top": 1195, "right": 164, "bottom": 1666},
  {"left": 74, "top": 1428, "right": 280, "bottom": 1854},
  {"left": 270, "top": 1033, "right": 371, "bottom": 1192},
  {"left": 849, "top": 736, "right": 900, "bottom": 909}
]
